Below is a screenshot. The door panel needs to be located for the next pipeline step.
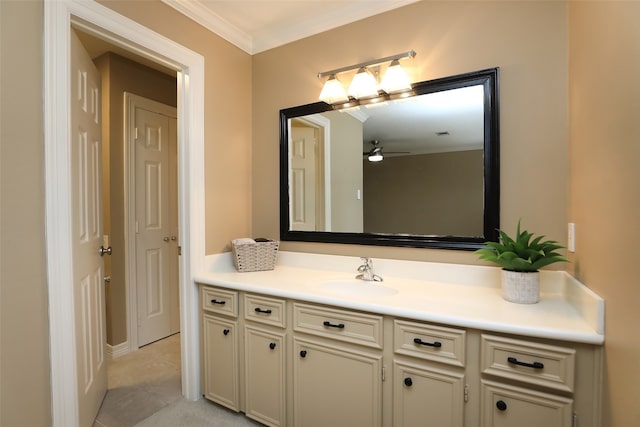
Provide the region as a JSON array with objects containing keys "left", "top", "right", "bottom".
[
  {"left": 135, "top": 104, "right": 178, "bottom": 346},
  {"left": 70, "top": 30, "right": 107, "bottom": 426},
  {"left": 290, "top": 126, "right": 316, "bottom": 231}
]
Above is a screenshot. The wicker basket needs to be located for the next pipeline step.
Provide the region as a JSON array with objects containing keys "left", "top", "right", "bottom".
[{"left": 231, "top": 239, "right": 279, "bottom": 272}]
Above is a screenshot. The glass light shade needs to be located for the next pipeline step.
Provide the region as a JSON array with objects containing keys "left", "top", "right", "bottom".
[
  {"left": 368, "top": 148, "right": 383, "bottom": 162},
  {"left": 381, "top": 60, "right": 411, "bottom": 93},
  {"left": 319, "top": 75, "right": 348, "bottom": 104},
  {"left": 348, "top": 67, "right": 379, "bottom": 99}
]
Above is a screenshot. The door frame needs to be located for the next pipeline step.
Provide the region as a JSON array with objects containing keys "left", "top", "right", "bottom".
[
  {"left": 44, "top": 1, "right": 205, "bottom": 425},
  {"left": 124, "top": 92, "right": 178, "bottom": 351}
]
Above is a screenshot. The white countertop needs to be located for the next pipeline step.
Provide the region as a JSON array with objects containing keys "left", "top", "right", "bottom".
[{"left": 194, "top": 251, "right": 605, "bottom": 345}]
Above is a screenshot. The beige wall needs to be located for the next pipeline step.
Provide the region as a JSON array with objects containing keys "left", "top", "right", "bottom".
[
  {"left": 325, "top": 111, "right": 364, "bottom": 232},
  {"left": 0, "top": 1, "right": 52, "bottom": 425},
  {"left": 93, "top": 52, "right": 177, "bottom": 345},
  {"left": 99, "top": 0, "right": 253, "bottom": 255},
  {"left": 364, "top": 150, "right": 484, "bottom": 236},
  {"left": 568, "top": 2, "right": 640, "bottom": 425},
  {"left": 252, "top": 1, "right": 569, "bottom": 263}
]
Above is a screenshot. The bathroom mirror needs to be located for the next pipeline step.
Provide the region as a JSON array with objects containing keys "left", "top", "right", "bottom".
[{"left": 279, "top": 68, "right": 499, "bottom": 250}]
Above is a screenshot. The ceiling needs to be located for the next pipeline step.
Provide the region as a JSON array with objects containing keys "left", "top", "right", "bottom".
[
  {"left": 160, "top": 0, "right": 420, "bottom": 54},
  {"left": 360, "top": 85, "right": 485, "bottom": 157}
]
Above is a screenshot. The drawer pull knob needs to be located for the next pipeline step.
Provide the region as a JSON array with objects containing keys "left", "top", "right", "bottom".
[
  {"left": 300, "top": 350, "right": 307, "bottom": 358},
  {"left": 223, "top": 329, "right": 230, "bottom": 336},
  {"left": 496, "top": 400, "right": 507, "bottom": 411},
  {"left": 404, "top": 377, "right": 413, "bottom": 387},
  {"left": 269, "top": 342, "right": 276, "bottom": 350},
  {"left": 413, "top": 338, "right": 442, "bottom": 348},
  {"left": 210, "top": 299, "right": 226, "bottom": 305},
  {"left": 254, "top": 307, "right": 273, "bottom": 314},
  {"left": 507, "top": 356, "right": 544, "bottom": 369},
  {"left": 323, "top": 321, "right": 345, "bottom": 329}
]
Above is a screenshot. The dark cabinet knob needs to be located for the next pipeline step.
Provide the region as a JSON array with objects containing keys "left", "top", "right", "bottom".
[
  {"left": 496, "top": 400, "right": 507, "bottom": 411},
  {"left": 404, "top": 377, "right": 413, "bottom": 387},
  {"left": 223, "top": 329, "right": 230, "bottom": 336},
  {"left": 269, "top": 342, "right": 276, "bottom": 350},
  {"left": 300, "top": 350, "right": 307, "bottom": 358}
]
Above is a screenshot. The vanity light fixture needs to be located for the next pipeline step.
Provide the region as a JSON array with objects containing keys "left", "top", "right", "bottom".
[
  {"left": 318, "top": 50, "right": 416, "bottom": 104},
  {"left": 318, "top": 74, "right": 349, "bottom": 104},
  {"left": 348, "top": 67, "right": 379, "bottom": 99},
  {"left": 380, "top": 59, "right": 412, "bottom": 93}
]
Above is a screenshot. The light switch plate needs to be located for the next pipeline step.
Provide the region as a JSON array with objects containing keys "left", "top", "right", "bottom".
[{"left": 568, "top": 223, "right": 575, "bottom": 252}]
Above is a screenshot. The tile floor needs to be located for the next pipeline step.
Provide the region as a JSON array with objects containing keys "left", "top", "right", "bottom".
[
  {"left": 93, "top": 334, "right": 183, "bottom": 426},
  {"left": 93, "top": 333, "right": 260, "bottom": 427}
]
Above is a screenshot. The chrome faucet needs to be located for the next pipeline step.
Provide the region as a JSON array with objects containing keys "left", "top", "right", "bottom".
[{"left": 356, "top": 257, "right": 383, "bottom": 282}]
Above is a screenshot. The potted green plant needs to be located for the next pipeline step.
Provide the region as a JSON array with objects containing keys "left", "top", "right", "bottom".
[{"left": 475, "top": 221, "right": 568, "bottom": 304}]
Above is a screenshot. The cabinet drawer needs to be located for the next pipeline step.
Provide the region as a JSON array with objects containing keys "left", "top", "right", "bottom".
[
  {"left": 293, "top": 303, "right": 383, "bottom": 349},
  {"left": 244, "top": 294, "right": 287, "bottom": 328},
  {"left": 394, "top": 320, "right": 466, "bottom": 367},
  {"left": 201, "top": 286, "right": 238, "bottom": 317},
  {"left": 481, "top": 334, "right": 576, "bottom": 392}
]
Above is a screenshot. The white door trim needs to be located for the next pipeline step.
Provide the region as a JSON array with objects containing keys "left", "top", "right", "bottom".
[
  {"left": 124, "top": 92, "right": 178, "bottom": 352},
  {"left": 44, "top": 2, "right": 205, "bottom": 425}
]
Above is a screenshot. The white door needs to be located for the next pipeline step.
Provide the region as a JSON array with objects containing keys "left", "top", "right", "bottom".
[
  {"left": 70, "top": 30, "right": 107, "bottom": 426},
  {"left": 290, "top": 125, "right": 318, "bottom": 231},
  {"left": 133, "top": 98, "right": 179, "bottom": 347}
]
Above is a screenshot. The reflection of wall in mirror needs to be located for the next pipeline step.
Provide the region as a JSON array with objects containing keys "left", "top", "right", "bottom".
[
  {"left": 363, "top": 150, "right": 483, "bottom": 237},
  {"left": 325, "top": 111, "right": 364, "bottom": 233}
]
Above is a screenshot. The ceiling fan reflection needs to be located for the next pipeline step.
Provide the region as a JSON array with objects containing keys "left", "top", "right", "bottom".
[{"left": 363, "top": 140, "right": 409, "bottom": 162}]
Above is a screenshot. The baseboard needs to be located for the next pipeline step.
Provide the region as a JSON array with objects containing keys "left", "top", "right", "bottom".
[{"left": 107, "top": 341, "right": 130, "bottom": 359}]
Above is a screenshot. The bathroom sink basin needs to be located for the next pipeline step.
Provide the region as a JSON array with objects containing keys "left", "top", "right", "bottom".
[{"left": 314, "top": 279, "right": 399, "bottom": 297}]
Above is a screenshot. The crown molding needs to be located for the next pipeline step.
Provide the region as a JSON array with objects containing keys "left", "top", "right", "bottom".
[
  {"left": 161, "top": 0, "right": 253, "bottom": 53},
  {"left": 162, "top": 0, "right": 420, "bottom": 55}
]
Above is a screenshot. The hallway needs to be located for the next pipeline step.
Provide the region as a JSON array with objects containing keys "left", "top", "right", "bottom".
[{"left": 93, "top": 334, "right": 182, "bottom": 426}]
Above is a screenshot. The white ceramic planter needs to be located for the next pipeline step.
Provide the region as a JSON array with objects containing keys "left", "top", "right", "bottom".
[{"left": 501, "top": 270, "right": 540, "bottom": 304}]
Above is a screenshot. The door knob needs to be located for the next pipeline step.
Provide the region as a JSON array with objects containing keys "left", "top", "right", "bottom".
[
  {"left": 171, "top": 236, "right": 177, "bottom": 241},
  {"left": 163, "top": 237, "right": 170, "bottom": 242},
  {"left": 98, "top": 246, "right": 112, "bottom": 256}
]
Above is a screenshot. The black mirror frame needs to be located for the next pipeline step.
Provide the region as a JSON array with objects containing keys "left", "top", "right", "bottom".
[{"left": 279, "top": 67, "right": 500, "bottom": 250}]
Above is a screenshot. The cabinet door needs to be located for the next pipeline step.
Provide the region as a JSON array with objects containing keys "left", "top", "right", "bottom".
[
  {"left": 393, "top": 360, "right": 465, "bottom": 427},
  {"left": 293, "top": 337, "right": 382, "bottom": 427},
  {"left": 244, "top": 326, "right": 286, "bottom": 426},
  {"left": 481, "top": 380, "right": 573, "bottom": 427},
  {"left": 202, "top": 314, "right": 239, "bottom": 411}
]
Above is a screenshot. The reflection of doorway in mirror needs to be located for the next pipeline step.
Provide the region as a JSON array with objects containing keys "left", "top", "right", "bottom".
[{"left": 290, "top": 120, "right": 325, "bottom": 231}]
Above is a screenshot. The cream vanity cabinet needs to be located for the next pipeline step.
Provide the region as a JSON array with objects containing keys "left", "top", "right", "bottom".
[
  {"left": 201, "top": 286, "right": 287, "bottom": 426},
  {"left": 201, "top": 286, "right": 240, "bottom": 410},
  {"left": 199, "top": 284, "right": 602, "bottom": 427},
  {"left": 292, "top": 303, "right": 384, "bottom": 427},
  {"left": 479, "top": 334, "right": 601, "bottom": 427},
  {"left": 243, "top": 294, "right": 287, "bottom": 426},
  {"left": 392, "top": 319, "right": 467, "bottom": 427}
]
